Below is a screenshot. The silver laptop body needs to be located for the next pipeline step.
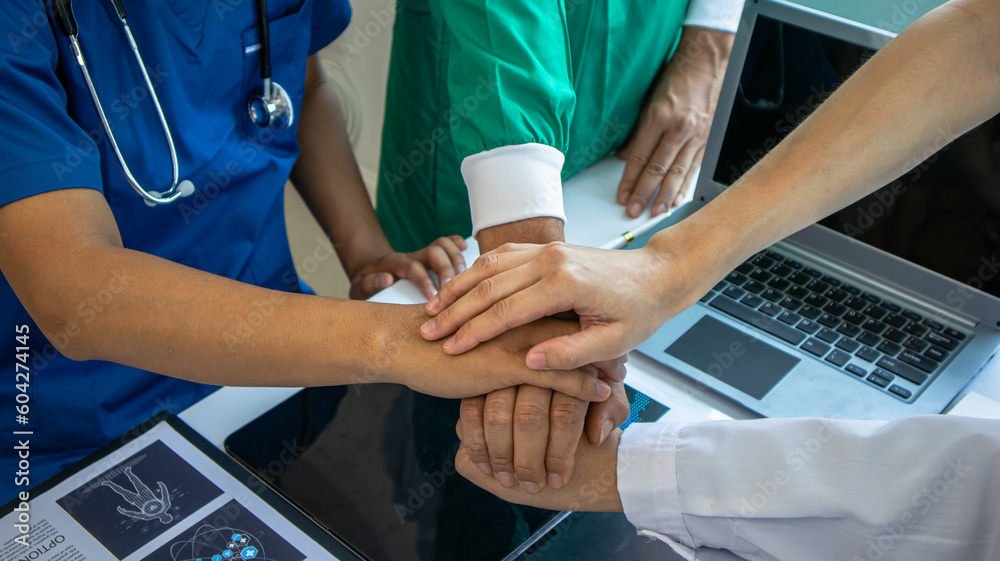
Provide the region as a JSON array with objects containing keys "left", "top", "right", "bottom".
[{"left": 634, "top": 0, "right": 1000, "bottom": 419}]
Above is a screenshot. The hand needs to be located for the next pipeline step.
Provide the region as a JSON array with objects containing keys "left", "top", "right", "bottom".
[
  {"left": 421, "top": 240, "right": 704, "bottom": 370},
  {"left": 617, "top": 27, "right": 733, "bottom": 218},
  {"left": 457, "top": 426, "right": 625, "bottom": 513},
  {"left": 458, "top": 371, "right": 629, "bottom": 495},
  {"left": 349, "top": 235, "right": 468, "bottom": 300},
  {"left": 386, "top": 304, "right": 614, "bottom": 401}
]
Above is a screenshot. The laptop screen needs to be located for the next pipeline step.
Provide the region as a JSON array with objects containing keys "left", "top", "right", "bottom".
[{"left": 712, "top": 14, "right": 1000, "bottom": 297}]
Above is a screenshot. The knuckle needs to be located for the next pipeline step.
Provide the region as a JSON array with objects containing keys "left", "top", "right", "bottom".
[
  {"left": 489, "top": 450, "right": 513, "bottom": 467},
  {"left": 645, "top": 161, "right": 670, "bottom": 178},
  {"left": 483, "top": 399, "right": 514, "bottom": 428},
  {"left": 667, "top": 164, "right": 688, "bottom": 181},
  {"left": 486, "top": 297, "right": 513, "bottom": 324},
  {"left": 513, "top": 403, "right": 549, "bottom": 434},
  {"left": 472, "top": 276, "right": 499, "bottom": 300},
  {"left": 514, "top": 458, "right": 542, "bottom": 478},
  {"left": 460, "top": 398, "right": 485, "bottom": 420},
  {"left": 628, "top": 152, "right": 650, "bottom": 168},
  {"left": 464, "top": 440, "right": 489, "bottom": 460},
  {"left": 549, "top": 398, "right": 586, "bottom": 429}
]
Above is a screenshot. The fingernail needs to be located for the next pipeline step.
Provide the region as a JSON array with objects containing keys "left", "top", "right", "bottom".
[
  {"left": 476, "top": 462, "right": 493, "bottom": 476},
  {"left": 599, "top": 420, "right": 614, "bottom": 445},
  {"left": 596, "top": 381, "right": 612, "bottom": 400},
  {"left": 426, "top": 295, "right": 441, "bottom": 314},
  {"left": 497, "top": 472, "right": 516, "bottom": 488},
  {"left": 628, "top": 202, "right": 642, "bottom": 217},
  {"left": 522, "top": 481, "right": 540, "bottom": 495},
  {"left": 441, "top": 277, "right": 451, "bottom": 287},
  {"left": 420, "top": 319, "right": 436, "bottom": 336},
  {"left": 443, "top": 336, "right": 457, "bottom": 352},
  {"left": 618, "top": 191, "right": 630, "bottom": 204},
  {"left": 456, "top": 263, "right": 466, "bottom": 274},
  {"left": 525, "top": 350, "right": 546, "bottom": 369},
  {"left": 653, "top": 203, "right": 668, "bottom": 216},
  {"left": 547, "top": 473, "right": 564, "bottom": 490},
  {"left": 376, "top": 276, "right": 390, "bottom": 290}
]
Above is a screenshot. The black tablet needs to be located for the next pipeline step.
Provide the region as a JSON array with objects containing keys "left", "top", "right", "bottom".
[{"left": 224, "top": 384, "right": 674, "bottom": 561}]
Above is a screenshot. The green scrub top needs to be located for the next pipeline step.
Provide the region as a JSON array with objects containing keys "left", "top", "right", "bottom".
[{"left": 377, "top": 0, "right": 688, "bottom": 251}]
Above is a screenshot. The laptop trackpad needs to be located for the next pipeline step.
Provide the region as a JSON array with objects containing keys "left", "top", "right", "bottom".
[{"left": 666, "top": 316, "right": 800, "bottom": 400}]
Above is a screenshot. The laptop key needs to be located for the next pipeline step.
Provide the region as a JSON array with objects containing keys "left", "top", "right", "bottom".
[
  {"left": 924, "top": 346, "right": 948, "bottom": 362},
  {"left": 802, "top": 267, "right": 822, "bottom": 278},
  {"left": 727, "top": 272, "right": 749, "bottom": 285},
  {"left": 863, "top": 305, "right": 887, "bottom": 320},
  {"left": 740, "top": 294, "right": 765, "bottom": 308},
  {"left": 767, "top": 278, "right": 791, "bottom": 291},
  {"left": 867, "top": 372, "right": 892, "bottom": 388},
  {"left": 841, "top": 284, "right": 861, "bottom": 295},
  {"left": 826, "top": 288, "right": 848, "bottom": 302},
  {"left": 845, "top": 364, "right": 867, "bottom": 377},
  {"left": 801, "top": 338, "right": 831, "bottom": 357},
  {"left": 749, "top": 269, "right": 772, "bottom": 282},
  {"left": 759, "top": 302, "right": 781, "bottom": 317},
  {"left": 926, "top": 332, "right": 958, "bottom": 351},
  {"left": 876, "top": 357, "right": 928, "bottom": 385},
  {"left": 901, "top": 309, "right": 922, "bottom": 322},
  {"left": 713, "top": 281, "right": 728, "bottom": 292},
  {"left": 816, "top": 328, "right": 839, "bottom": 344},
  {"left": 888, "top": 385, "right": 912, "bottom": 399},
  {"left": 836, "top": 337, "right": 860, "bottom": 353},
  {"left": 883, "top": 313, "right": 907, "bottom": 328},
  {"left": 861, "top": 292, "right": 880, "bottom": 304},
  {"left": 751, "top": 255, "right": 775, "bottom": 269},
  {"left": 799, "top": 305, "right": 822, "bottom": 319},
  {"left": 777, "top": 311, "right": 802, "bottom": 326},
  {"left": 880, "top": 301, "right": 901, "bottom": 313},
  {"left": 903, "top": 322, "right": 927, "bottom": 337},
  {"left": 883, "top": 328, "right": 906, "bottom": 343},
  {"left": 822, "top": 276, "right": 842, "bottom": 287},
  {"left": 818, "top": 313, "right": 840, "bottom": 328},
  {"left": 787, "top": 286, "right": 809, "bottom": 299},
  {"left": 709, "top": 296, "right": 806, "bottom": 346},
  {"left": 785, "top": 259, "right": 803, "bottom": 269},
  {"left": 825, "top": 349, "right": 850, "bottom": 366},
  {"left": 771, "top": 264, "right": 793, "bottom": 278},
  {"left": 761, "top": 288, "right": 783, "bottom": 303},
  {"left": 806, "top": 279, "right": 829, "bottom": 294},
  {"left": 765, "top": 250, "right": 784, "bottom": 262},
  {"left": 700, "top": 293, "right": 714, "bottom": 303},
  {"left": 922, "top": 319, "right": 944, "bottom": 331},
  {"left": 857, "top": 331, "right": 880, "bottom": 347},
  {"left": 723, "top": 285, "right": 746, "bottom": 300},
  {"left": 844, "top": 296, "right": 868, "bottom": 311},
  {"left": 797, "top": 320, "right": 820, "bottom": 334},
  {"left": 943, "top": 327, "right": 966, "bottom": 341},
  {"left": 788, "top": 272, "right": 812, "bottom": 285},
  {"left": 856, "top": 346, "right": 880, "bottom": 362},
  {"left": 899, "top": 351, "right": 937, "bottom": 373},
  {"left": 804, "top": 293, "right": 828, "bottom": 307},
  {"left": 904, "top": 337, "right": 928, "bottom": 353},
  {"left": 823, "top": 303, "right": 847, "bottom": 316},
  {"left": 837, "top": 323, "right": 861, "bottom": 338},
  {"left": 743, "top": 280, "right": 766, "bottom": 294},
  {"left": 861, "top": 319, "right": 886, "bottom": 334},
  {"left": 736, "top": 262, "right": 754, "bottom": 275},
  {"left": 842, "top": 311, "right": 866, "bottom": 325},
  {"left": 779, "top": 297, "right": 803, "bottom": 311},
  {"left": 876, "top": 341, "right": 901, "bottom": 356}
]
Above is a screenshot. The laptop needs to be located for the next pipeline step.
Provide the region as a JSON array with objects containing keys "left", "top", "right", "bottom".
[{"left": 634, "top": 0, "right": 1000, "bottom": 420}]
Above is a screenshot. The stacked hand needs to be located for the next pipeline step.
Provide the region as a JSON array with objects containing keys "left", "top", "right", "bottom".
[{"left": 349, "top": 235, "right": 468, "bottom": 300}]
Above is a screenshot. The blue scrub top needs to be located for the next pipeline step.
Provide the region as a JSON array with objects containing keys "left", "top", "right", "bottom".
[{"left": 0, "top": 0, "right": 350, "bottom": 502}]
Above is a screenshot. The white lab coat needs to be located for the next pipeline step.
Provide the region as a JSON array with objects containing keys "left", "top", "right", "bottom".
[{"left": 617, "top": 416, "right": 1000, "bottom": 560}]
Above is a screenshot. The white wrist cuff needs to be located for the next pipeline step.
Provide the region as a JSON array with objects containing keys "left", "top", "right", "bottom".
[
  {"left": 461, "top": 143, "right": 567, "bottom": 238},
  {"left": 684, "top": 0, "right": 743, "bottom": 33}
]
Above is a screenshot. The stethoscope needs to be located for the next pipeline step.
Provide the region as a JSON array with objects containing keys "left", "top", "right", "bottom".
[{"left": 52, "top": 0, "right": 294, "bottom": 206}]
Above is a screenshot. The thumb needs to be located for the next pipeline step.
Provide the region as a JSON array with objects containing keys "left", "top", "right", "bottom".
[{"left": 525, "top": 323, "right": 629, "bottom": 371}]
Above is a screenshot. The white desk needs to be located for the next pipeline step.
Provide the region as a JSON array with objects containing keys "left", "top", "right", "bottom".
[{"left": 182, "top": 157, "right": 1000, "bottom": 447}]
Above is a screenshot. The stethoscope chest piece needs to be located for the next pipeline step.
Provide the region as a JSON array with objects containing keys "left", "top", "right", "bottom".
[{"left": 248, "top": 81, "right": 294, "bottom": 130}]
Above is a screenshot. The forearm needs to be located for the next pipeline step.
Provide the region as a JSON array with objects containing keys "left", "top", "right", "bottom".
[
  {"left": 650, "top": 0, "right": 1000, "bottom": 296},
  {"left": 290, "top": 56, "right": 392, "bottom": 275},
  {"left": 30, "top": 243, "right": 423, "bottom": 388},
  {"left": 477, "top": 216, "right": 565, "bottom": 254}
]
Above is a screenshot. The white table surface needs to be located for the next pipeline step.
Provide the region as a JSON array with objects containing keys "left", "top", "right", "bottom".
[{"left": 181, "top": 157, "right": 1000, "bottom": 447}]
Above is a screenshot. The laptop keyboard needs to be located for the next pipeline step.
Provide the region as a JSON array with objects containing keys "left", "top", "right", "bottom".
[{"left": 702, "top": 249, "right": 970, "bottom": 401}]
